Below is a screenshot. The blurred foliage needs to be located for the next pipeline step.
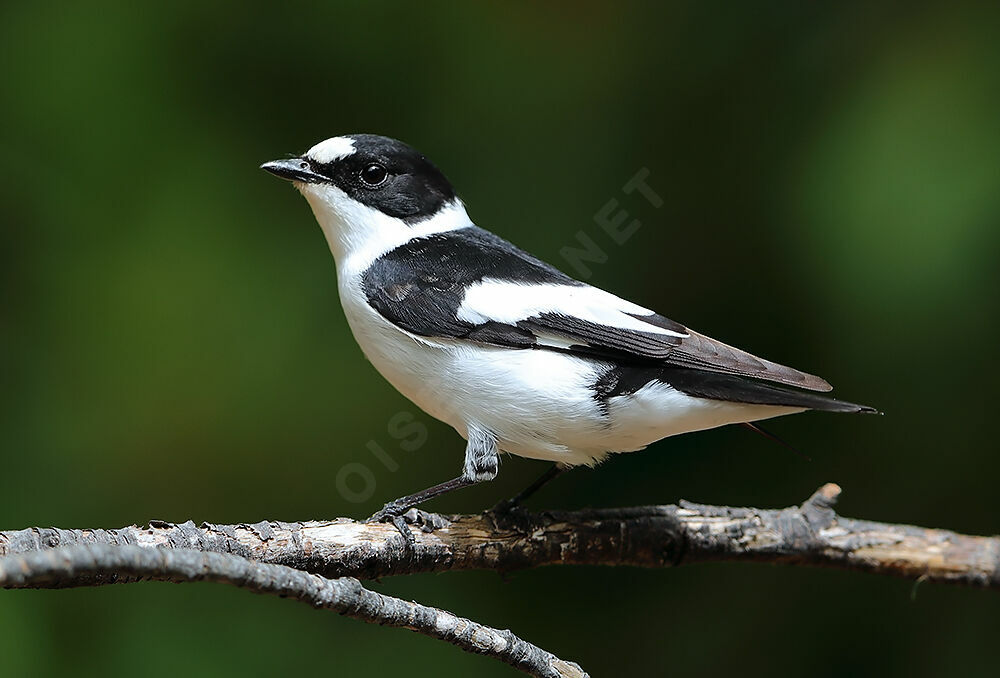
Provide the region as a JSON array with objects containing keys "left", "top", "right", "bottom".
[{"left": 2, "top": 1, "right": 999, "bottom": 676}]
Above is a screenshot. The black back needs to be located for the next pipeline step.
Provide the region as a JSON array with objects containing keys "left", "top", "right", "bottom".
[{"left": 362, "top": 226, "right": 580, "bottom": 340}]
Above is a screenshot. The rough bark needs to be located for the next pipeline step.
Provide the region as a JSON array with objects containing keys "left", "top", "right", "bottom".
[
  {"left": 3, "top": 484, "right": 997, "bottom": 588},
  {"left": 0, "top": 545, "right": 585, "bottom": 678}
]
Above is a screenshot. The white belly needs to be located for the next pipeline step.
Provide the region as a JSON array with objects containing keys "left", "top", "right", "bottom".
[
  {"left": 339, "top": 280, "right": 605, "bottom": 464},
  {"left": 336, "top": 273, "right": 802, "bottom": 467}
]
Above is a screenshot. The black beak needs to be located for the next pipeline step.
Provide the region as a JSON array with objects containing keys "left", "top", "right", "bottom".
[{"left": 260, "top": 157, "right": 327, "bottom": 184}]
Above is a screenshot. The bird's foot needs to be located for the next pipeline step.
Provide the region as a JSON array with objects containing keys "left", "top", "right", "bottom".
[
  {"left": 486, "top": 498, "right": 534, "bottom": 532},
  {"left": 489, "top": 496, "right": 521, "bottom": 517},
  {"left": 366, "top": 503, "right": 452, "bottom": 540},
  {"left": 399, "top": 507, "right": 453, "bottom": 532}
]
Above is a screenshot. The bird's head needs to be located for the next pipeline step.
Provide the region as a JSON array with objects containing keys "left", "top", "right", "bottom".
[{"left": 262, "top": 134, "right": 467, "bottom": 265}]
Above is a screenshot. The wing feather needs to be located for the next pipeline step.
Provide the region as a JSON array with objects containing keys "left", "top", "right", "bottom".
[
  {"left": 459, "top": 281, "right": 831, "bottom": 391},
  {"left": 362, "top": 229, "right": 832, "bottom": 392}
]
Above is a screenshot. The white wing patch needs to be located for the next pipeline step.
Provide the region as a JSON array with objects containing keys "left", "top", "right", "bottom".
[
  {"left": 306, "top": 136, "right": 356, "bottom": 164},
  {"left": 456, "top": 280, "right": 688, "bottom": 338}
]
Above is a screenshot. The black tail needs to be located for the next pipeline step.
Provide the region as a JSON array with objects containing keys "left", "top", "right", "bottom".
[{"left": 660, "top": 366, "right": 879, "bottom": 414}]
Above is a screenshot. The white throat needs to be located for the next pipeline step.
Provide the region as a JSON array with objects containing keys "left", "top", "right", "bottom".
[{"left": 296, "top": 183, "right": 473, "bottom": 274}]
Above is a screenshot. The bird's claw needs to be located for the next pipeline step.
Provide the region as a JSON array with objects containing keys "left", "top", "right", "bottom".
[
  {"left": 366, "top": 504, "right": 452, "bottom": 538},
  {"left": 486, "top": 498, "right": 534, "bottom": 532},
  {"left": 401, "top": 508, "right": 453, "bottom": 532},
  {"left": 490, "top": 497, "right": 521, "bottom": 516}
]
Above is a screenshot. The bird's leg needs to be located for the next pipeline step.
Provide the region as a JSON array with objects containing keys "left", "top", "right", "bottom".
[
  {"left": 490, "top": 463, "right": 568, "bottom": 517},
  {"left": 367, "top": 424, "right": 498, "bottom": 543}
]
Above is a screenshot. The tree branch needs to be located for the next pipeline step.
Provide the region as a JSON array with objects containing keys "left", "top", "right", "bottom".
[
  {"left": 0, "top": 545, "right": 586, "bottom": 678},
  {"left": 2, "top": 484, "right": 996, "bottom": 588},
  {"left": 3, "top": 484, "right": 998, "bottom": 676}
]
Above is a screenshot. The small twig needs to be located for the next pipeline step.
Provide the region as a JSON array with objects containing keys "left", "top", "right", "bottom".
[
  {"left": 2, "top": 484, "right": 997, "bottom": 588},
  {"left": 0, "top": 545, "right": 586, "bottom": 678}
]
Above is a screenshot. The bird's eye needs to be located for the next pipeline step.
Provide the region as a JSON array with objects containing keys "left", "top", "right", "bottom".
[{"left": 360, "top": 163, "right": 388, "bottom": 187}]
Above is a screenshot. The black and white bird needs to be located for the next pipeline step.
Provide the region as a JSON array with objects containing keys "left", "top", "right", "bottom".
[{"left": 262, "top": 134, "right": 875, "bottom": 522}]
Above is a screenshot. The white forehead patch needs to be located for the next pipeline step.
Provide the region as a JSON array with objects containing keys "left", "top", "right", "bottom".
[{"left": 305, "top": 136, "right": 356, "bottom": 164}]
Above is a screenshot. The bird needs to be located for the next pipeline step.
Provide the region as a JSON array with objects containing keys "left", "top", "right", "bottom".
[{"left": 261, "top": 134, "right": 876, "bottom": 525}]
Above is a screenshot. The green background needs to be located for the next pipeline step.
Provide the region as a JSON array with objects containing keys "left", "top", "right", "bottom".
[{"left": 2, "top": 2, "right": 999, "bottom": 676}]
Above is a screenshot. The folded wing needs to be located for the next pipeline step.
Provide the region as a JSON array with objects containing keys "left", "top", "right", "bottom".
[
  {"left": 361, "top": 228, "right": 832, "bottom": 392},
  {"left": 458, "top": 280, "right": 832, "bottom": 392}
]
